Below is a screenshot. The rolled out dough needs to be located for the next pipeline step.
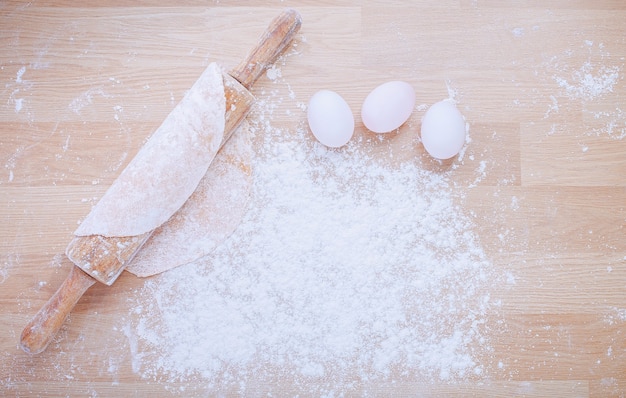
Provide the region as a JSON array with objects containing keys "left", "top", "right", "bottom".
[
  {"left": 74, "top": 62, "right": 226, "bottom": 237},
  {"left": 126, "top": 121, "right": 252, "bottom": 277}
]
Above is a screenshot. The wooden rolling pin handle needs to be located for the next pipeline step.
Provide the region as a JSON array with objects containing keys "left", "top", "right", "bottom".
[
  {"left": 20, "top": 265, "right": 96, "bottom": 354},
  {"left": 230, "top": 8, "right": 302, "bottom": 90}
]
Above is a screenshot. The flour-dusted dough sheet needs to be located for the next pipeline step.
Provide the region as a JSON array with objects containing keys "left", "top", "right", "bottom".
[
  {"left": 126, "top": 121, "right": 252, "bottom": 277},
  {"left": 74, "top": 62, "right": 226, "bottom": 237}
]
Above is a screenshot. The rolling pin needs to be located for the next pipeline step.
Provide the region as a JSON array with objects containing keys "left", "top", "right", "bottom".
[{"left": 20, "top": 8, "right": 302, "bottom": 354}]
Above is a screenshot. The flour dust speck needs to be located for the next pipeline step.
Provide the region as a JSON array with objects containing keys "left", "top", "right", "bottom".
[
  {"left": 14, "top": 98, "right": 23, "bottom": 113},
  {"left": 16, "top": 66, "right": 26, "bottom": 83}
]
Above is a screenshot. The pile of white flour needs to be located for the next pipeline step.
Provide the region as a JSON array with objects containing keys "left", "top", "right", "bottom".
[{"left": 124, "top": 94, "right": 496, "bottom": 394}]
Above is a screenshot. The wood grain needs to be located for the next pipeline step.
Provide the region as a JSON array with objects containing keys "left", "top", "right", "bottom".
[{"left": 1, "top": 1, "right": 625, "bottom": 396}]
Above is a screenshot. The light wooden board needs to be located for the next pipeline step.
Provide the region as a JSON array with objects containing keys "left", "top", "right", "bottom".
[{"left": 1, "top": 1, "right": 625, "bottom": 396}]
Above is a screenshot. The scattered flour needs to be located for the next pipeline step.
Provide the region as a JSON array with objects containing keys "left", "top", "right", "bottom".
[
  {"left": 127, "top": 95, "right": 496, "bottom": 394},
  {"left": 543, "top": 95, "right": 559, "bottom": 119},
  {"left": 7, "top": 65, "right": 30, "bottom": 115},
  {"left": 554, "top": 62, "right": 621, "bottom": 101},
  {"left": 0, "top": 261, "right": 9, "bottom": 284},
  {"left": 604, "top": 307, "right": 626, "bottom": 326},
  {"left": 544, "top": 41, "right": 625, "bottom": 139},
  {"left": 469, "top": 160, "right": 488, "bottom": 188},
  {"left": 16, "top": 66, "right": 26, "bottom": 83},
  {"left": 69, "top": 87, "right": 111, "bottom": 114},
  {"left": 589, "top": 106, "right": 626, "bottom": 140}
]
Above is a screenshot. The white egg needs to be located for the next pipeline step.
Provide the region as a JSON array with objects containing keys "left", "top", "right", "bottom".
[
  {"left": 361, "top": 81, "right": 416, "bottom": 133},
  {"left": 307, "top": 90, "right": 354, "bottom": 148},
  {"left": 420, "top": 100, "right": 466, "bottom": 160}
]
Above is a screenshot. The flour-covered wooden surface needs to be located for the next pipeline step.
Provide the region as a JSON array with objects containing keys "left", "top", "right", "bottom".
[{"left": 1, "top": 1, "right": 625, "bottom": 397}]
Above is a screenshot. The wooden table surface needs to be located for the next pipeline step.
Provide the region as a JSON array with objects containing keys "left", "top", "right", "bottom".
[{"left": 1, "top": 1, "right": 625, "bottom": 396}]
